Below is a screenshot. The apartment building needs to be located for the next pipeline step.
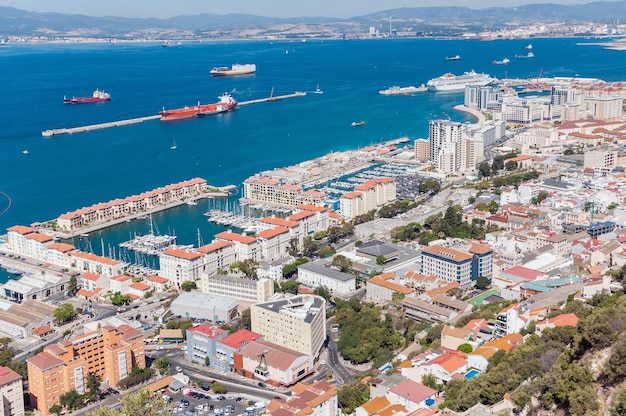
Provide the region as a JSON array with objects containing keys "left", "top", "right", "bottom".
[
  {"left": 159, "top": 248, "right": 205, "bottom": 287},
  {"left": 265, "top": 380, "right": 337, "bottom": 416},
  {"left": 243, "top": 177, "right": 326, "bottom": 208},
  {"left": 0, "top": 367, "right": 24, "bottom": 416},
  {"left": 27, "top": 324, "right": 145, "bottom": 416},
  {"left": 200, "top": 275, "right": 274, "bottom": 303},
  {"left": 340, "top": 178, "right": 396, "bottom": 219},
  {"left": 366, "top": 273, "right": 413, "bottom": 304},
  {"left": 251, "top": 295, "right": 326, "bottom": 358},
  {"left": 420, "top": 243, "right": 493, "bottom": 288}
]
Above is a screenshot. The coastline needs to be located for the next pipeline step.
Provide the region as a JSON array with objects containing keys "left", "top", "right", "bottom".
[{"left": 453, "top": 104, "right": 486, "bottom": 124}]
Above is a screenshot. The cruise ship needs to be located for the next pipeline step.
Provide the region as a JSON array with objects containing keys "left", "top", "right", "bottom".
[{"left": 426, "top": 70, "right": 495, "bottom": 92}]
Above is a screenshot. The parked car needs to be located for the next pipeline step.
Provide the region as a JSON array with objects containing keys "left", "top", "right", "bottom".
[{"left": 257, "top": 382, "right": 266, "bottom": 388}]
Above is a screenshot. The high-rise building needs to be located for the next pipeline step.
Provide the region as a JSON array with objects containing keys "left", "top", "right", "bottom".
[
  {"left": 428, "top": 120, "right": 464, "bottom": 174},
  {"left": 251, "top": 295, "right": 326, "bottom": 358},
  {"left": 26, "top": 324, "right": 145, "bottom": 416}
]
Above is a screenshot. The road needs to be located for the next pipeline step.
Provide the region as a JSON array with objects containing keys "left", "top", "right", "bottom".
[
  {"left": 324, "top": 318, "right": 354, "bottom": 385},
  {"left": 152, "top": 349, "right": 288, "bottom": 402}
]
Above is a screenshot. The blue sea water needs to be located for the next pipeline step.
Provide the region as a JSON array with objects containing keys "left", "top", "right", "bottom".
[{"left": 0, "top": 37, "right": 624, "bottom": 277}]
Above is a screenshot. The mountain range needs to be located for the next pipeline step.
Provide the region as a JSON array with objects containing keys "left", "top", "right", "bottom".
[{"left": 1, "top": 1, "right": 625, "bottom": 39}]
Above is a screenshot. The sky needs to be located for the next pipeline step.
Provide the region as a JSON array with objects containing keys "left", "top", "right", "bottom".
[{"left": 0, "top": 0, "right": 591, "bottom": 19}]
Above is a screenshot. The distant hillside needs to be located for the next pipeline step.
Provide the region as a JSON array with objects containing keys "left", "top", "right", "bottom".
[{"left": 1, "top": 1, "right": 625, "bottom": 38}]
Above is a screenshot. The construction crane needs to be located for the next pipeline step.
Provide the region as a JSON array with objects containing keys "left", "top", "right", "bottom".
[{"left": 528, "top": 67, "right": 543, "bottom": 90}]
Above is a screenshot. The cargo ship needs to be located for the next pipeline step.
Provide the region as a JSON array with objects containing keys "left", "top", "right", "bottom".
[
  {"left": 379, "top": 85, "right": 428, "bottom": 95},
  {"left": 160, "top": 93, "right": 237, "bottom": 121},
  {"left": 63, "top": 89, "right": 111, "bottom": 104},
  {"left": 210, "top": 64, "right": 256, "bottom": 77}
]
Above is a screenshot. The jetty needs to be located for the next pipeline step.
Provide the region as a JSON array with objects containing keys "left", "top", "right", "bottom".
[
  {"left": 42, "top": 115, "right": 159, "bottom": 137},
  {"left": 41, "top": 91, "right": 307, "bottom": 137}
]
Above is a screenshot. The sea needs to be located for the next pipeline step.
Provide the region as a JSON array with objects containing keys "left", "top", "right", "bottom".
[{"left": 0, "top": 36, "right": 624, "bottom": 282}]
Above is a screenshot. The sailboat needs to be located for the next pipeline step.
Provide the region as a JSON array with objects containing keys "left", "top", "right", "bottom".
[
  {"left": 170, "top": 139, "right": 177, "bottom": 150},
  {"left": 313, "top": 84, "right": 323, "bottom": 94}
]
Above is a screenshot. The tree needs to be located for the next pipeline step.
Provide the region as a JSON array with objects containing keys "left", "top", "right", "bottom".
[
  {"left": 49, "top": 404, "right": 63, "bottom": 416},
  {"left": 422, "top": 374, "right": 444, "bottom": 392},
  {"left": 86, "top": 373, "right": 102, "bottom": 401},
  {"left": 392, "top": 291, "right": 405, "bottom": 303},
  {"left": 504, "top": 160, "right": 518, "bottom": 171},
  {"left": 478, "top": 162, "right": 491, "bottom": 178},
  {"left": 614, "top": 389, "right": 626, "bottom": 415},
  {"left": 331, "top": 255, "right": 352, "bottom": 273},
  {"left": 204, "top": 356, "right": 210, "bottom": 366},
  {"left": 276, "top": 280, "right": 300, "bottom": 295},
  {"left": 88, "top": 388, "right": 168, "bottom": 416},
  {"left": 319, "top": 245, "right": 335, "bottom": 258},
  {"left": 314, "top": 286, "right": 332, "bottom": 301},
  {"left": 181, "top": 281, "right": 197, "bottom": 292},
  {"left": 212, "top": 382, "right": 228, "bottom": 394},
  {"left": 286, "top": 238, "right": 300, "bottom": 257},
  {"left": 338, "top": 381, "right": 370, "bottom": 414},
  {"left": 60, "top": 389, "right": 83, "bottom": 410},
  {"left": 531, "top": 191, "right": 549, "bottom": 205},
  {"left": 457, "top": 343, "right": 473, "bottom": 353},
  {"left": 68, "top": 274, "right": 79, "bottom": 296},
  {"left": 240, "top": 308, "right": 251, "bottom": 330},
  {"left": 375, "top": 255, "right": 387, "bottom": 265},
  {"left": 475, "top": 275, "right": 490, "bottom": 290},
  {"left": 111, "top": 292, "right": 132, "bottom": 306},
  {"left": 302, "top": 236, "right": 319, "bottom": 257},
  {"left": 238, "top": 259, "right": 259, "bottom": 278},
  {"left": 54, "top": 303, "right": 77, "bottom": 324}
]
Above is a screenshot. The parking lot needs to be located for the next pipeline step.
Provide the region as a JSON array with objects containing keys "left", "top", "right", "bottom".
[{"left": 165, "top": 388, "right": 270, "bottom": 416}]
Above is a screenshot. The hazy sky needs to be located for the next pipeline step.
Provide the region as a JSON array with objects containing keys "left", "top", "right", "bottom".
[{"left": 0, "top": 0, "right": 591, "bottom": 19}]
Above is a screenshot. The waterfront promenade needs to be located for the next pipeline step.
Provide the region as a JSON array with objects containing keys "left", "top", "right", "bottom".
[{"left": 453, "top": 104, "right": 486, "bottom": 124}]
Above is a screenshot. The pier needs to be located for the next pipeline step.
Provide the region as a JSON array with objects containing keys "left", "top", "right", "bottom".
[
  {"left": 41, "top": 91, "right": 307, "bottom": 137},
  {"left": 42, "top": 115, "right": 160, "bottom": 137}
]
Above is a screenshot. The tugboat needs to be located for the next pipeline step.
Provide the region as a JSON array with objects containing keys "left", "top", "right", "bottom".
[{"left": 64, "top": 89, "right": 111, "bottom": 104}]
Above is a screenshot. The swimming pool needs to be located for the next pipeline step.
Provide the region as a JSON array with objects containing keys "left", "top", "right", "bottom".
[{"left": 465, "top": 369, "right": 480, "bottom": 379}]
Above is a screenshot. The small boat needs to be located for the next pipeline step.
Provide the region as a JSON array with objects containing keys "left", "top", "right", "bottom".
[
  {"left": 515, "top": 52, "right": 535, "bottom": 59},
  {"left": 22, "top": 150, "right": 29, "bottom": 155},
  {"left": 351, "top": 121, "right": 365, "bottom": 127},
  {"left": 170, "top": 139, "right": 177, "bottom": 150},
  {"left": 5, "top": 268, "right": 21, "bottom": 275},
  {"left": 185, "top": 201, "right": 198, "bottom": 206},
  {"left": 493, "top": 58, "right": 510, "bottom": 65},
  {"left": 313, "top": 84, "right": 323, "bottom": 94},
  {"left": 445, "top": 55, "right": 461, "bottom": 61},
  {"left": 63, "top": 89, "right": 111, "bottom": 104},
  {"left": 526, "top": 43, "right": 533, "bottom": 50}
]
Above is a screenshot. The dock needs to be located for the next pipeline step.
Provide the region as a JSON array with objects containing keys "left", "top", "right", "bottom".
[
  {"left": 41, "top": 91, "right": 307, "bottom": 137},
  {"left": 238, "top": 91, "right": 307, "bottom": 106},
  {"left": 42, "top": 115, "right": 160, "bottom": 137}
]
